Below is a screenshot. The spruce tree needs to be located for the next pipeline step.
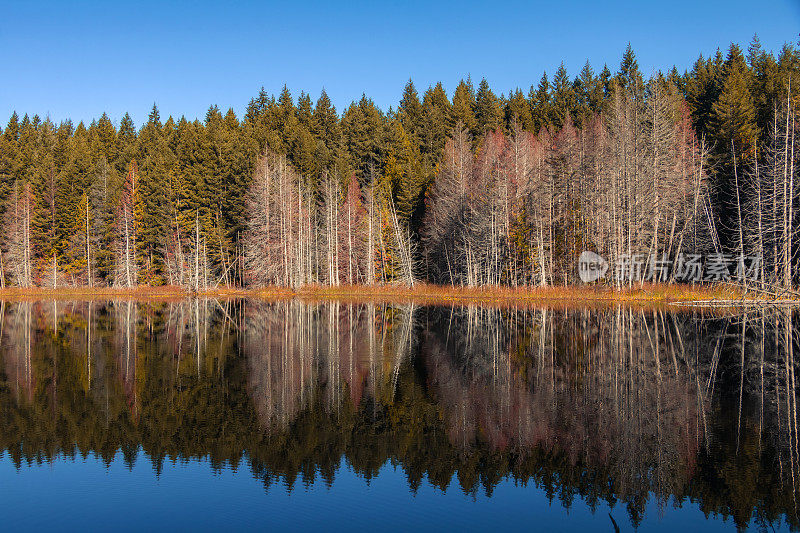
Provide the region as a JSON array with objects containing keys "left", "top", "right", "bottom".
[
  {"left": 618, "top": 43, "right": 644, "bottom": 95},
  {"left": 420, "top": 82, "right": 452, "bottom": 177},
  {"left": 116, "top": 112, "right": 137, "bottom": 175},
  {"left": 397, "top": 79, "right": 423, "bottom": 142},
  {"left": 0, "top": 113, "right": 21, "bottom": 222},
  {"left": 452, "top": 78, "right": 478, "bottom": 136},
  {"left": 475, "top": 78, "right": 503, "bottom": 135},
  {"left": 711, "top": 44, "right": 758, "bottom": 163},
  {"left": 135, "top": 104, "right": 174, "bottom": 284},
  {"left": 312, "top": 89, "right": 344, "bottom": 176},
  {"left": 530, "top": 72, "right": 552, "bottom": 133},
  {"left": 575, "top": 61, "right": 598, "bottom": 127},
  {"left": 550, "top": 63, "right": 575, "bottom": 128},
  {"left": 384, "top": 120, "right": 423, "bottom": 224},
  {"left": 341, "top": 95, "right": 387, "bottom": 183},
  {"left": 504, "top": 88, "right": 534, "bottom": 133}
]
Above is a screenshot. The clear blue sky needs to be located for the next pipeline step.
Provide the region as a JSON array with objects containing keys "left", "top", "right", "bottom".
[{"left": 2, "top": 0, "right": 799, "bottom": 128}]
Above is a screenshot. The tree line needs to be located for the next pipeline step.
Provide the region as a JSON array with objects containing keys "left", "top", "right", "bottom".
[{"left": 1, "top": 38, "right": 798, "bottom": 288}]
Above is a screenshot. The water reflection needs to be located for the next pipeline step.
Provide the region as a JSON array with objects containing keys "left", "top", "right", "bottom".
[{"left": 0, "top": 300, "right": 798, "bottom": 529}]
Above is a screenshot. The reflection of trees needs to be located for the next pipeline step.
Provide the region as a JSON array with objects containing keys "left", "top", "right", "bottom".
[
  {"left": 244, "top": 301, "right": 415, "bottom": 431},
  {"left": 422, "top": 306, "right": 703, "bottom": 522},
  {"left": 1, "top": 301, "right": 800, "bottom": 529}
]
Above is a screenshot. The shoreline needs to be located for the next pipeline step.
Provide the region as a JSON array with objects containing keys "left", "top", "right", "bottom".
[{"left": 0, "top": 283, "right": 785, "bottom": 306}]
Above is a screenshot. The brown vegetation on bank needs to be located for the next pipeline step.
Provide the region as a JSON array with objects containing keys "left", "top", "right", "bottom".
[{"left": 0, "top": 282, "right": 757, "bottom": 306}]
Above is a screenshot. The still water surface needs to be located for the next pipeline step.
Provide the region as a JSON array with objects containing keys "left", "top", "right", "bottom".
[{"left": 0, "top": 299, "right": 798, "bottom": 531}]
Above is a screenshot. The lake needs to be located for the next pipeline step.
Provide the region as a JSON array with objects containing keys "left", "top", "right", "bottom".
[{"left": 0, "top": 299, "right": 797, "bottom": 531}]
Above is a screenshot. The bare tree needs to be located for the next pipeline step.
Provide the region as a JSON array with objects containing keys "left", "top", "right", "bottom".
[
  {"left": 4, "top": 181, "right": 34, "bottom": 287},
  {"left": 114, "top": 162, "right": 139, "bottom": 287}
]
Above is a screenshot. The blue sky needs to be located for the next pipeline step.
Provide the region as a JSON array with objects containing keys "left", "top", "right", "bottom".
[{"left": 2, "top": 0, "right": 799, "bottom": 128}]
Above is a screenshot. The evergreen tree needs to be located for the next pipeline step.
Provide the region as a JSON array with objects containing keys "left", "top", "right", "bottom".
[
  {"left": 574, "top": 61, "right": 599, "bottom": 127},
  {"left": 0, "top": 113, "right": 21, "bottom": 222},
  {"left": 530, "top": 72, "right": 552, "bottom": 133},
  {"left": 384, "top": 120, "right": 423, "bottom": 224},
  {"left": 550, "top": 63, "right": 575, "bottom": 129},
  {"left": 475, "top": 78, "right": 503, "bottom": 134},
  {"left": 618, "top": 43, "right": 644, "bottom": 95},
  {"left": 312, "top": 89, "right": 345, "bottom": 177},
  {"left": 711, "top": 44, "right": 758, "bottom": 163},
  {"left": 598, "top": 65, "right": 613, "bottom": 105},
  {"left": 297, "top": 92, "right": 314, "bottom": 130},
  {"left": 341, "top": 95, "right": 387, "bottom": 182},
  {"left": 89, "top": 113, "right": 118, "bottom": 167},
  {"left": 116, "top": 112, "right": 137, "bottom": 174},
  {"left": 397, "top": 79, "right": 424, "bottom": 142},
  {"left": 504, "top": 88, "right": 534, "bottom": 133},
  {"left": 420, "top": 82, "right": 452, "bottom": 178},
  {"left": 452, "top": 78, "right": 477, "bottom": 137},
  {"left": 135, "top": 104, "right": 174, "bottom": 283}
]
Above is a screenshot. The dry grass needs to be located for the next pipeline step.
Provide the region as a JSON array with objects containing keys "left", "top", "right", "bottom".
[
  {"left": 0, "top": 286, "right": 203, "bottom": 302},
  {"left": 271, "top": 282, "right": 748, "bottom": 306},
  {"left": 0, "top": 282, "right": 753, "bottom": 307}
]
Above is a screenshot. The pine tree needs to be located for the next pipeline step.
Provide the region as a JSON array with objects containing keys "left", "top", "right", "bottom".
[
  {"left": 574, "top": 61, "right": 600, "bottom": 126},
  {"left": 341, "top": 95, "right": 387, "bottom": 182},
  {"left": 504, "top": 88, "right": 534, "bottom": 133},
  {"left": 530, "top": 72, "right": 552, "bottom": 134},
  {"left": 312, "top": 89, "right": 344, "bottom": 176},
  {"left": 384, "top": 120, "right": 423, "bottom": 223},
  {"left": 0, "top": 113, "right": 21, "bottom": 223},
  {"left": 550, "top": 63, "right": 575, "bottom": 129},
  {"left": 452, "top": 78, "right": 477, "bottom": 136},
  {"left": 60, "top": 122, "right": 93, "bottom": 283},
  {"left": 599, "top": 65, "right": 613, "bottom": 101},
  {"left": 711, "top": 44, "right": 758, "bottom": 163},
  {"left": 276, "top": 85, "right": 297, "bottom": 155},
  {"left": 135, "top": 104, "right": 173, "bottom": 284},
  {"left": 88, "top": 155, "right": 117, "bottom": 284},
  {"left": 116, "top": 112, "right": 137, "bottom": 174},
  {"left": 30, "top": 119, "right": 59, "bottom": 285},
  {"left": 475, "top": 78, "right": 503, "bottom": 135},
  {"left": 397, "top": 79, "right": 423, "bottom": 142},
  {"left": 420, "top": 82, "right": 452, "bottom": 179},
  {"left": 747, "top": 34, "right": 779, "bottom": 144},
  {"left": 618, "top": 43, "right": 644, "bottom": 95}
]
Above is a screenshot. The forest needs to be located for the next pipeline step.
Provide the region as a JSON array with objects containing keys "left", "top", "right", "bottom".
[{"left": 0, "top": 38, "right": 798, "bottom": 289}]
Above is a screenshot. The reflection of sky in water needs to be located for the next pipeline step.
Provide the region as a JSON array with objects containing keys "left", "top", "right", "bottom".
[{"left": 0, "top": 453, "right": 752, "bottom": 531}]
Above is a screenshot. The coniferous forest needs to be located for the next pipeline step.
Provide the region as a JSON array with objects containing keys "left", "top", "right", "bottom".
[{"left": 1, "top": 39, "right": 799, "bottom": 289}]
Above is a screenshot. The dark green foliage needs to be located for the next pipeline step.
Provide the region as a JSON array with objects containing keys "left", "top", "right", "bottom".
[
  {"left": 452, "top": 78, "right": 478, "bottom": 135},
  {"left": 341, "top": 95, "right": 389, "bottom": 182},
  {"left": 504, "top": 88, "right": 534, "bottom": 133},
  {"left": 397, "top": 79, "right": 424, "bottom": 142},
  {"left": 475, "top": 78, "right": 503, "bottom": 134},
  {"left": 550, "top": 63, "right": 576, "bottom": 128},
  {"left": 530, "top": 72, "right": 551, "bottom": 134}
]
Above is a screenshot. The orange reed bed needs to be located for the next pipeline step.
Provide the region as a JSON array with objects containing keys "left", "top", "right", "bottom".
[{"left": 0, "top": 282, "right": 751, "bottom": 306}]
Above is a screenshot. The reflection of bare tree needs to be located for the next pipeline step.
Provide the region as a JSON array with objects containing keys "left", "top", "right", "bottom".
[
  {"left": 423, "top": 307, "right": 706, "bottom": 509},
  {"left": 113, "top": 299, "right": 138, "bottom": 417},
  {"left": 243, "top": 301, "right": 417, "bottom": 431},
  {"left": 459, "top": 305, "right": 800, "bottom": 527},
  {"left": 1, "top": 301, "right": 33, "bottom": 401}
]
